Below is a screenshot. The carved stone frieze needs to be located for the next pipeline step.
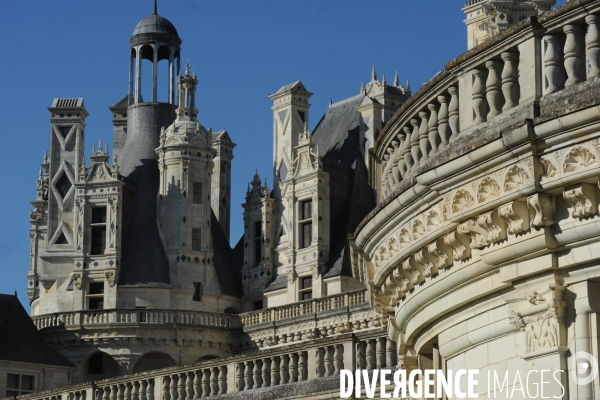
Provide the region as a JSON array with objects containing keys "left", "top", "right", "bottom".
[{"left": 444, "top": 231, "right": 471, "bottom": 261}]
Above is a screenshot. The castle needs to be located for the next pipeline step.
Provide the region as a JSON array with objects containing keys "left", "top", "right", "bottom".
[{"left": 11, "top": 0, "right": 600, "bottom": 398}]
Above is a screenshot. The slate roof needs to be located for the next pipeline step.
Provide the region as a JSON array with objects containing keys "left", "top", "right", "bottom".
[
  {"left": 0, "top": 294, "right": 73, "bottom": 367},
  {"left": 311, "top": 94, "right": 366, "bottom": 167},
  {"left": 211, "top": 212, "right": 243, "bottom": 297}
]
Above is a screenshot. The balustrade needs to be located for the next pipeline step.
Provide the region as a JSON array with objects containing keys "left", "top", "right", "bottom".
[{"left": 378, "top": 10, "right": 600, "bottom": 198}]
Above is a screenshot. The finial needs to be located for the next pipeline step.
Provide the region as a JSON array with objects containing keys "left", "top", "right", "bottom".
[
  {"left": 371, "top": 65, "right": 377, "bottom": 81},
  {"left": 39, "top": 166, "right": 43, "bottom": 180},
  {"left": 99, "top": 138, "right": 103, "bottom": 152},
  {"left": 154, "top": 0, "right": 157, "bottom": 15},
  {"left": 394, "top": 70, "right": 399, "bottom": 87},
  {"left": 406, "top": 80, "right": 411, "bottom": 93},
  {"left": 193, "top": 70, "right": 196, "bottom": 78},
  {"left": 185, "top": 63, "right": 190, "bottom": 76},
  {"left": 360, "top": 82, "right": 364, "bottom": 94},
  {"left": 105, "top": 143, "right": 109, "bottom": 154},
  {"left": 329, "top": 98, "right": 332, "bottom": 107},
  {"left": 92, "top": 144, "right": 96, "bottom": 153},
  {"left": 382, "top": 74, "right": 387, "bottom": 85},
  {"left": 304, "top": 121, "right": 309, "bottom": 133}
]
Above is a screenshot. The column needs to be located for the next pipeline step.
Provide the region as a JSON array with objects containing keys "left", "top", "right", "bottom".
[{"left": 135, "top": 47, "right": 142, "bottom": 103}]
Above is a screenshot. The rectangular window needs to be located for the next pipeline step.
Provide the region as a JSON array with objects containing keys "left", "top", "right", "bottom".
[
  {"left": 90, "top": 207, "right": 107, "bottom": 255},
  {"left": 254, "top": 221, "right": 261, "bottom": 266},
  {"left": 193, "top": 282, "right": 203, "bottom": 302},
  {"left": 87, "top": 282, "right": 104, "bottom": 310},
  {"left": 254, "top": 300, "right": 264, "bottom": 310},
  {"left": 193, "top": 182, "right": 203, "bottom": 204},
  {"left": 6, "top": 374, "right": 35, "bottom": 397},
  {"left": 192, "top": 228, "right": 201, "bottom": 251},
  {"left": 299, "top": 200, "right": 313, "bottom": 249},
  {"left": 299, "top": 277, "right": 313, "bottom": 301}
]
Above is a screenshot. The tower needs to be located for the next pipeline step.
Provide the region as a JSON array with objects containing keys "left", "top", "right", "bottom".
[
  {"left": 463, "top": 0, "right": 556, "bottom": 49},
  {"left": 210, "top": 130, "right": 236, "bottom": 242},
  {"left": 156, "top": 65, "right": 221, "bottom": 309},
  {"left": 117, "top": 8, "right": 181, "bottom": 286}
]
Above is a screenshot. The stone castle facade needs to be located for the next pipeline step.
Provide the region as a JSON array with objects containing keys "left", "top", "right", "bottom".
[{"left": 15, "top": 0, "right": 600, "bottom": 399}]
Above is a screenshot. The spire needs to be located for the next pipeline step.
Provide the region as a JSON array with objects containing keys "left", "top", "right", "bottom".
[
  {"left": 329, "top": 98, "right": 333, "bottom": 107},
  {"left": 382, "top": 74, "right": 387, "bottom": 86},
  {"left": 154, "top": 0, "right": 158, "bottom": 15},
  {"left": 371, "top": 65, "right": 377, "bottom": 81},
  {"left": 360, "top": 82, "right": 365, "bottom": 94},
  {"left": 394, "top": 70, "right": 400, "bottom": 87}
]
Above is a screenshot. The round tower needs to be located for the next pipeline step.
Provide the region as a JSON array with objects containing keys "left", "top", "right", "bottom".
[{"left": 118, "top": 7, "right": 181, "bottom": 286}]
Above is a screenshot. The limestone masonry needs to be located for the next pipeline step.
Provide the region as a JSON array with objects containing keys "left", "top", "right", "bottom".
[{"left": 12, "top": 0, "right": 600, "bottom": 398}]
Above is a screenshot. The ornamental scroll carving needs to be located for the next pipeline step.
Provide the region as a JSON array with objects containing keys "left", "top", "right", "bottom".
[{"left": 508, "top": 286, "right": 566, "bottom": 354}]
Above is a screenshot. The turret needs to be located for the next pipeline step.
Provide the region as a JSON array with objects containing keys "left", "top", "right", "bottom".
[{"left": 463, "top": 0, "right": 556, "bottom": 49}]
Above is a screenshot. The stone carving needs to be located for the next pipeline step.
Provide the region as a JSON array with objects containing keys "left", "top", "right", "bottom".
[
  {"left": 544, "top": 34, "right": 565, "bottom": 95},
  {"left": 457, "top": 212, "right": 503, "bottom": 249},
  {"left": 503, "top": 165, "right": 531, "bottom": 191},
  {"left": 427, "top": 241, "right": 449, "bottom": 270},
  {"left": 563, "top": 24, "right": 586, "bottom": 87},
  {"left": 540, "top": 157, "right": 558, "bottom": 179},
  {"left": 501, "top": 51, "right": 520, "bottom": 111},
  {"left": 444, "top": 231, "right": 470, "bottom": 261},
  {"left": 402, "top": 259, "right": 422, "bottom": 285},
  {"left": 72, "top": 273, "right": 83, "bottom": 290},
  {"left": 452, "top": 189, "right": 475, "bottom": 213},
  {"left": 486, "top": 60, "right": 503, "bottom": 118},
  {"left": 413, "top": 250, "right": 436, "bottom": 277},
  {"left": 527, "top": 194, "right": 555, "bottom": 228},
  {"left": 477, "top": 177, "right": 501, "bottom": 202},
  {"left": 106, "top": 271, "right": 117, "bottom": 287},
  {"left": 285, "top": 268, "right": 296, "bottom": 284},
  {"left": 563, "top": 146, "right": 597, "bottom": 172},
  {"left": 498, "top": 201, "right": 529, "bottom": 235},
  {"left": 587, "top": 15, "right": 600, "bottom": 78},
  {"left": 563, "top": 183, "right": 596, "bottom": 219}
]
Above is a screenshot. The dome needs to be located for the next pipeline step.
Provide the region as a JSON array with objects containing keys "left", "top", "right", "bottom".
[{"left": 132, "top": 14, "right": 179, "bottom": 38}]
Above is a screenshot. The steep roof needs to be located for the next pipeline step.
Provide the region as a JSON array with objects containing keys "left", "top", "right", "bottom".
[
  {"left": 311, "top": 93, "right": 366, "bottom": 167},
  {"left": 211, "top": 212, "right": 243, "bottom": 298},
  {"left": 0, "top": 294, "right": 73, "bottom": 367}
]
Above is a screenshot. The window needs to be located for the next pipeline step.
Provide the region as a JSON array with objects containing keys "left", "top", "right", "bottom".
[
  {"left": 192, "top": 228, "right": 201, "bottom": 251},
  {"left": 254, "top": 300, "right": 263, "bottom": 310},
  {"left": 254, "top": 220, "right": 261, "bottom": 266},
  {"left": 87, "top": 282, "right": 104, "bottom": 310},
  {"left": 299, "top": 200, "right": 312, "bottom": 249},
  {"left": 193, "top": 282, "right": 203, "bottom": 302},
  {"left": 6, "top": 374, "right": 34, "bottom": 397},
  {"left": 299, "top": 277, "right": 313, "bottom": 300},
  {"left": 193, "top": 182, "right": 203, "bottom": 204},
  {"left": 90, "top": 207, "right": 107, "bottom": 255},
  {"left": 87, "top": 353, "right": 104, "bottom": 374}
]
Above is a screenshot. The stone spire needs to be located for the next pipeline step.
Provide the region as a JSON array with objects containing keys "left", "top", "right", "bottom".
[
  {"left": 394, "top": 70, "right": 400, "bottom": 87},
  {"left": 371, "top": 65, "right": 377, "bottom": 81}
]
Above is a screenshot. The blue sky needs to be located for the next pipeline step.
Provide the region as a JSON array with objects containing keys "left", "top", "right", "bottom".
[{"left": 0, "top": 0, "right": 565, "bottom": 307}]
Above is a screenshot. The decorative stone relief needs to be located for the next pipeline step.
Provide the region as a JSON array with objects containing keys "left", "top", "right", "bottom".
[
  {"left": 457, "top": 212, "right": 503, "bottom": 249},
  {"left": 498, "top": 200, "right": 529, "bottom": 235},
  {"left": 527, "top": 194, "right": 555, "bottom": 228},
  {"left": 286, "top": 268, "right": 296, "bottom": 284},
  {"left": 72, "top": 273, "right": 83, "bottom": 290},
  {"left": 413, "top": 250, "right": 436, "bottom": 277},
  {"left": 106, "top": 271, "right": 117, "bottom": 287},
  {"left": 563, "top": 183, "right": 596, "bottom": 219},
  {"left": 444, "top": 231, "right": 470, "bottom": 261},
  {"left": 427, "top": 240, "right": 450, "bottom": 270}
]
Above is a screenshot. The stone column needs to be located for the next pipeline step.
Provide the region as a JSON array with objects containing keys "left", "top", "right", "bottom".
[
  {"left": 501, "top": 51, "right": 520, "bottom": 111},
  {"left": 587, "top": 15, "right": 600, "bottom": 79},
  {"left": 563, "top": 24, "right": 586, "bottom": 87},
  {"left": 135, "top": 46, "right": 142, "bottom": 103},
  {"left": 152, "top": 45, "right": 158, "bottom": 102},
  {"left": 544, "top": 34, "right": 566, "bottom": 94}
]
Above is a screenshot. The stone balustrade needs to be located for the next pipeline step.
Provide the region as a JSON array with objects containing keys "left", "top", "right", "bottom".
[
  {"left": 377, "top": 0, "right": 600, "bottom": 200},
  {"left": 239, "top": 289, "right": 366, "bottom": 327},
  {"left": 32, "top": 309, "right": 241, "bottom": 331},
  {"left": 6, "top": 331, "right": 394, "bottom": 400}
]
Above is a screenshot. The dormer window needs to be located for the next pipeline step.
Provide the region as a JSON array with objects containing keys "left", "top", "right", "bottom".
[{"left": 299, "top": 200, "right": 312, "bottom": 249}]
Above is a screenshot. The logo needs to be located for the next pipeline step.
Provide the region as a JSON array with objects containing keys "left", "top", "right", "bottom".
[{"left": 571, "top": 351, "right": 599, "bottom": 386}]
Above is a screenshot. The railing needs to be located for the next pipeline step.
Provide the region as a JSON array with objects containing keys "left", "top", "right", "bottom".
[
  {"left": 8, "top": 331, "right": 394, "bottom": 400},
  {"left": 376, "top": 0, "right": 600, "bottom": 201},
  {"left": 239, "top": 289, "right": 367, "bottom": 327},
  {"left": 32, "top": 290, "right": 367, "bottom": 331},
  {"left": 32, "top": 309, "right": 241, "bottom": 330}
]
